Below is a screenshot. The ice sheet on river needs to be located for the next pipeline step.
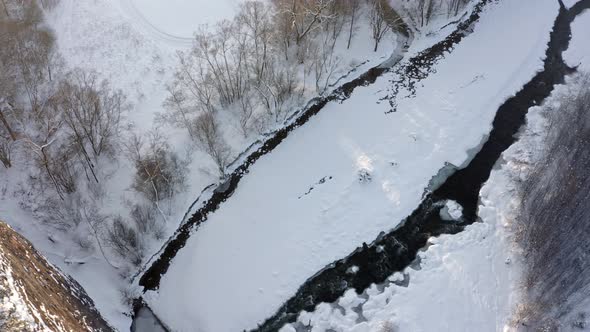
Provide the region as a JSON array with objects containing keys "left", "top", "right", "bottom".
[{"left": 145, "top": 0, "right": 558, "bottom": 331}]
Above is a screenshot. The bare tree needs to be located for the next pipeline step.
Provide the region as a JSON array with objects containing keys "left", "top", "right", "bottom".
[
  {"left": 55, "top": 70, "right": 126, "bottom": 159},
  {"left": 25, "top": 133, "right": 79, "bottom": 200},
  {"left": 280, "top": 0, "right": 336, "bottom": 45},
  {"left": 0, "top": 102, "right": 17, "bottom": 142},
  {"left": 167, "top": 0, "right": 395, "bottom": 138},
  {"left": 4, "top": 1, "right": 56, "bottom": 112},
  {"left": 163, "top": 51, "right": 219, "bottom": 142},
  {"left": 398, "top": 0, "right": 468, "bottom": 30},
  {"left": 0, "top": 101, "right": 16, "bottom": 167},
  {"left": 81, "top": 201, "right": 119, "bottom": 269},
  {"left": 344, "top": 0, "right": 362, "bottom": 49},
  {"left": 0, "top": 46, "right": 19, "bottom": 140},
  {"left": 237, "top": 1, "right": 273, "bottom": 85},
  {"left": 0, "top": 137, "right": 12, "bottom": 168},
  {"left": 256, "top": 59, "right": 298, "bottom": 122},
  {"left": 236, "top": 87, "right": 256, "bottom": 137},
  {"left": 369, "top": 0, "right": 391, "bottom": 52},
  {"left": 162, "top": 83, "right": 197, "bottom": 140},
  {"left": 313, "top": 39, "right": 340, "bottom": 94},
  {"left": 39, "top": 70, "right": 127, "bottom": 186},
  {"left": 130, "top": 202, "right": 163, "bottom": 240},
  {"left": 324, "top": 0, "right": 346, "bottom": 43},
  {"left": 271, "top": 0, "right": 295, "bottom": 61},
  {"left": 192, "top": 111, "right": 232, "bottom": 176},
  {"left": 107, "top": 215, "right": 143, "bottom": 266},
  {"left": 191, "top": 22, "right": 247, "bottom": 107},
  {"left": 107, "top": 202, "right": 163, "bottom": 266},
  {"left": 448, "top": 0, "right": 469, "bottom": 16},
  {"left": 175, "top": 51, "right": 217, "bottom": 113},
  {"left": 127, "top": 130, "right": 188, "bottom": 205},
  {"left": 0, "top": 0, "right": 64, "bottom": 148}
]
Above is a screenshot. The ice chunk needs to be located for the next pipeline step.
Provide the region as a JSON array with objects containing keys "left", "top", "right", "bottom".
[{"left": 440, "top": 200, "right": 463, "bottom": 221}]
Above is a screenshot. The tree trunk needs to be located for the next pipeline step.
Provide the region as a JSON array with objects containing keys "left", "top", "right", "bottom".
[
  {"left": 0, "top": 109, "right": 17, "bottom": 141},
  {"left": 347, "top": 8, "right": 356, "bottom": 49},
  {"left": 1, "top": 0, "right": 10, "bottom": 17}
]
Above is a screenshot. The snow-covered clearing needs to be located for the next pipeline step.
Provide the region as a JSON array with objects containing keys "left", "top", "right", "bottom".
[
  {"left": 121, "top": 0, "right": 244, "bottom": 40},
  {"left": 143, "top": 0, "right": 559, "bottom": 331}
]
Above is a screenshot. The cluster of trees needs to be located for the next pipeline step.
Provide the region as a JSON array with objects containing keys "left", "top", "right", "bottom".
[
  {"left": 1, "top": 0, "right": 189, "bottom": 271},
  {"left": 164, "top": 0, "right": 403, "bottom": 175},
  {"left": 1, "top": 0, "right": 57, "bottom": 168},
  {"left": 394, "top": 0, "right": 472, "bottom": 29},
  {"left": 514, "top": 74, "right": 590, "bottom": 329}
]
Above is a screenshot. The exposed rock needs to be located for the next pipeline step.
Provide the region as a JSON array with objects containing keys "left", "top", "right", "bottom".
[{"left": 0, "top": 221, "right": 113, "bottom": 332}]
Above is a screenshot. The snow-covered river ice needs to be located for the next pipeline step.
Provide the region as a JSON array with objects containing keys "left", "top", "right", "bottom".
[
  {"left": 257, "top": 0, "right": 590, "bottom": 329},
  {"left": 131, "top": 0, "right": 590, "bottom": 331}
]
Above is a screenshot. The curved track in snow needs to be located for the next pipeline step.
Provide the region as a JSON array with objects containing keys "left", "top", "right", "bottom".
[{"left": 117, "top": 0, "right": 194, "bottom": 48}]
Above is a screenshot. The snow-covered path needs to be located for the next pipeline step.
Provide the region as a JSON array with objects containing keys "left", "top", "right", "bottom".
[
  {"left": 142, "top": 1, "right": 559, "bottom": 331},
  {"left": 116, "top": 0, "right": 247, "bottom": 48},
  {"left": 116, "top": 0, "right": 193, "bottom": 48},
  {"left": 120, "top": 0, "right": 244, "bottom": 40}
]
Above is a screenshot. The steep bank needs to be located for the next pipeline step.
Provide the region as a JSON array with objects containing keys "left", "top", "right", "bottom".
[{"left": 0, "top": 221, "right": 113, "bottom": 332}]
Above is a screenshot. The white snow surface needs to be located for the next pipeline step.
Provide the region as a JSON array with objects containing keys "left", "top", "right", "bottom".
[
  {"left": 122, "top": 0, "right": 245, "bottom": 38},
  {"left": 145, "top": 1, "right": 559, "bottom": 331},
  {"left": 440, "top": 200, "right": 463, "bottom": 221},
  {"left": 564, "top": 10, "right": 590, "bottom": 71}
]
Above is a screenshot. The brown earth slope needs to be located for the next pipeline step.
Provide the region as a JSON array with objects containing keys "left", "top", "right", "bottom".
[{"left": 0, "top": 221, "right": 114, "bottom": 332}]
